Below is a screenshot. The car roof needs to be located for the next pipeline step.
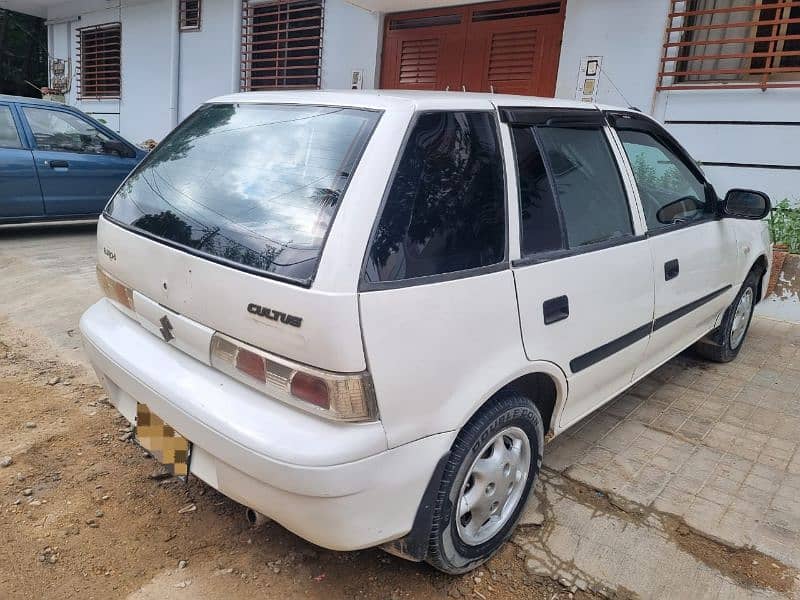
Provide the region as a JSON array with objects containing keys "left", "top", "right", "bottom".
[
  {"left": 0, "top": 94, "right": 76, "bottom": 109},
  {"left": 207, "top": 89, "right": 625, "bottom": 113}
]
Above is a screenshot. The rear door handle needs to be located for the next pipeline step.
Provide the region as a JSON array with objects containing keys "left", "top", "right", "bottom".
[
  {"left": 45, "top": 160, "right": 69, "bottom": 169},
  {"left": 543, "top": 295, "right": 569, "bottom": 325},
  {"left": 664, "top": 259, "right": 680, "bottom": 281}
]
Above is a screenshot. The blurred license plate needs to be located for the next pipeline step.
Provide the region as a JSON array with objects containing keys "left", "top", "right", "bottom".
[{"left": 135, "top": 403, "right": 191, "bottom": 477}]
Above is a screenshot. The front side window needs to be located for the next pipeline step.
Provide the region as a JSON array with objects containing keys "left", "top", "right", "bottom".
[
  {"left": 0, "top": 106, "right": 21, "bottom": 149},
  {"left": 618, "top": 129, "right": 710, "bottom": 231},
  {"left": 364, "top": 111, "right": 506, "bottom": 283},
  {"left": 23, "top": 107, "right": 117, "bottom": 155},
  {"left": 106, "top": 103, "right": 379, "bottom": 285}
]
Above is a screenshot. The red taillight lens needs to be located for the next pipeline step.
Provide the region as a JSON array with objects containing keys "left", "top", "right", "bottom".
[
  {"left": 209, "top": 333, "right": 378, "bottom": 421},
  {"left": 235, "top": 348, "right": 267, "bottom": 382},
  {"left": 290, "top": 372, "right": 330, "bottom": 410}
]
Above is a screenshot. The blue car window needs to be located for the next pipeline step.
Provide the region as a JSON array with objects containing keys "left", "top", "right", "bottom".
[
  {"left": 0, "top": 106, "right": 22, "bottom": 149},
  {"left": 23, "top": 107, "right": 115, "bottom": 155}
]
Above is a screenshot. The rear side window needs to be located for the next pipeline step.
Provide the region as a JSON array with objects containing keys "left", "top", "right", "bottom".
[
  {"left": 0, "top": 106, "right": 21, "bottom": 148},
  {"left": 536, "top": 127, "right": 632, "bottom": 249},
  {"left": 511, "top": 125, "right": 633, "bottom": 256},
  {"left": 511, "top": 127, "right": 561, "bottom": 255},
  {"left": 364, "top": 111, "right": 505, "bottom": 284},
  {"left": 106, "top": 103, "right": 380, "bottom": 285}
]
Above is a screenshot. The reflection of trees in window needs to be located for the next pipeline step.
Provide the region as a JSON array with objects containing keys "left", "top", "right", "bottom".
[
  {"left": 145, "top": 104, "right": 236, "bottom": 168},
  {"left": 631, "top": 152, "right": 684, "bottom": 193},
  {"left": 132, "top": 211, "right": 193, "bottom": 245},
  {"left": 368, "top": 112, "right": 505, "bottom": 282},
  {"left": 106, "top": 104, "right": 378, "bottom": 283}
]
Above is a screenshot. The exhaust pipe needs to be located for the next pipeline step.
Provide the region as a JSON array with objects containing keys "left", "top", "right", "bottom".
[{"left": 245, "top": 507, "right": 270, "bottom": 528}]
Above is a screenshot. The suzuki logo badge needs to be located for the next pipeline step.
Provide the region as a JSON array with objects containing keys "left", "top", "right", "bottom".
[{"left": 159, "top": 315, "right": 175, "bottom": 342}]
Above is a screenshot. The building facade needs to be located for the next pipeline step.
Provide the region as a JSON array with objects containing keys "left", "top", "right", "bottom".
[{"left": 11, "top": 0, "right": 800, "bottom": 203}]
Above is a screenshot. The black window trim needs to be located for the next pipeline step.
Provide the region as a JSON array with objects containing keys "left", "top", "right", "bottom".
[
  {"left": 0, "top": 102, "right": 26, "bottom": 150},
  {"left": 359, "top": 109, "right": 510, "bottom": 293},
  {"left": 606, "top": 110, "right": 722, "bottom": 238},
  {"left": 502, "top": 107, "right": 639, "bottom": 267},
  {"left": 104, "top": 102, "right": 383, "bottom": 288}
]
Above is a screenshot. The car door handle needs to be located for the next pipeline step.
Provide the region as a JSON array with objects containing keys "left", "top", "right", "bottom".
[
  {"left": 664, "top": 259, "right": 680, "bottom": 281},
  {"left": 45, "top": 160, "right": 69, "bottom": 169},
  {"left": 543, "top": 295, "right": 569, "bottom": 325}
]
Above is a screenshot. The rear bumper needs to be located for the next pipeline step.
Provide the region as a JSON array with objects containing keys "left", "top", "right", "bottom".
[{"left": 80, "top": 299, "right": 450, "bottom": 550}]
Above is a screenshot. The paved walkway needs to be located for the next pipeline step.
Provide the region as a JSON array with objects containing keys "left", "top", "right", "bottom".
[{"left": 542, "top": 317, "right": 800, "bottom": 569}]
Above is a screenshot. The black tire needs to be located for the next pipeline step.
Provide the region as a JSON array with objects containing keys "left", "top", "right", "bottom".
[
  {"left": 694, "top": 270, "right": 760, "bottom": 363},
  {"left": 425, "top": 393, "right": 543, "bottom": 574}
]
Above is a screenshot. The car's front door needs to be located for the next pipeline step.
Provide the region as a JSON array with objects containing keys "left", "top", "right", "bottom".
[
  {"left": 504, "top": 108, "right": 655, "bottom": 429},
  {"left": 609, "top": 112, "right": 738, "bottom": 379},
  {"left": 20, "top": 105, "right": 138, "bottom": 216},
  {"left": 0, "top": 102, "right": 44, "bottom": 219}
]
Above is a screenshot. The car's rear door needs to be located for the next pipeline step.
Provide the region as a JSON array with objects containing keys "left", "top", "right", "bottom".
[
  {"left": 0, "top": 102, "right": 44, "bottom": 219},
  {"left": 19, "top": 104, "right": 139, "bottom": 216},
  {"left": 607, "top": 112, "right": 738, "bottom": 379},
  {"left": 358, "top": 110, "right": 524, "bottom": 448},
  {"left": 502, "top": 107, "right": 655, "bottom": 430}
]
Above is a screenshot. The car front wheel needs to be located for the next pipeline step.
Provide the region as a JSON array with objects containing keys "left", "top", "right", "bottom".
[
  {"left": 695, "top": 270, "right": 759, "bottom": 363},
  {"left": 425, "top": 393, "right": 543, "bottom": 574}
]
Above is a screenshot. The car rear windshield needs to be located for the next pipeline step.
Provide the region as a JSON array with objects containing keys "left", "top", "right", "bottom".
[{"left": 105, "top": 103, "right": 380, "bottom": 285}]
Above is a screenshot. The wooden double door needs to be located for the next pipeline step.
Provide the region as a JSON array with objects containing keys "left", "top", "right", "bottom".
[{"left": 380, "top": 0, "right": 566, "bottom": 96}]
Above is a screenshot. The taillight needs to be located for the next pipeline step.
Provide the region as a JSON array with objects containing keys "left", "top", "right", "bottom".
[
  {"left": 97, "top": 267, "right": 134, "bottom": 310},
  {"left": 210, "top": 333, "right": 378, "bottom": 422},
  {"left": 235, "top": 348, "right": 267, "bottom": 382},
  {"left": 290, "top": 372, "right": 330, "bottom": 410}
]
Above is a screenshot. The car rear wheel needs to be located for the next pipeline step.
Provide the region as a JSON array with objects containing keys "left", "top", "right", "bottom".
[
  {"left": 694, "top": 270, "right": 759, "bottom": 363},
  {"left": 425, "top": 393, "right": 543, "bottom": 574}
]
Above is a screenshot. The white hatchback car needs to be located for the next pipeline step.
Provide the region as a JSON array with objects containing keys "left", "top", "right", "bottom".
[{"left": 81, "top": 91, "right": 771, "bottom": 574}]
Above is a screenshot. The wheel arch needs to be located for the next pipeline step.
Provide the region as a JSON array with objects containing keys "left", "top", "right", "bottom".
[
  {"left": 460, "top": 361, "right": 568, "bottom": 440},
  {"left": 750, "top": 253, "right": 768, "bottom": 303}
]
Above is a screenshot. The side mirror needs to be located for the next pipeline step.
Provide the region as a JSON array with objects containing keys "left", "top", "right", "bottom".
[
  {"left": 723, "top": 189, "right": 771, "bottom": 220},
  {"left": 656, "top": 195, "right": 704, "bottom": 224}
]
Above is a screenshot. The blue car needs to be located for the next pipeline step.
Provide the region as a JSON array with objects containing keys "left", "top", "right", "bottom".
[{"left": 0, "top": 94, "right": 146, "bottom": 223}]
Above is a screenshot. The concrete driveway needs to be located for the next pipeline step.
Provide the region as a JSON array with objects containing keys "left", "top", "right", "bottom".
[{"left": 1, "top": 224, "right": 798, "bottom": 599}]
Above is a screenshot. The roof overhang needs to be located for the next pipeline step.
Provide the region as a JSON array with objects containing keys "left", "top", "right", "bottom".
[{"left": 0, "top": 0, "right": 59, "bottom": 18}]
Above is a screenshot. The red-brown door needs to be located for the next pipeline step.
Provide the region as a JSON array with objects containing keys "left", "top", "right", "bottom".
[
  {"left": 380, "top": 0, "right": 565, "bottom": 97},
  {"left": 380, "top": 9, "right": 467, "bottom": 91}
]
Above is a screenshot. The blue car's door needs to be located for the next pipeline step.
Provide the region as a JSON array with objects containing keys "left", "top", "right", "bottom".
[
  {"left": 19, "top": 104, "right": 140, "bottom": 216},
  {"left": 0, "top": 102, "right": 44, "bottom": 219}
]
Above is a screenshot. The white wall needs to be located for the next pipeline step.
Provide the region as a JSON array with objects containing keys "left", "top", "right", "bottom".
[
  {"left": 178, "top": 0, "right": 239, "bottom": 120},
  {"left": 557, "top": 0, "right": 799, "bottom": 205},
  {"left": 655, "top": 88, "right": 800, "bottom": 204},
  {"left": 46, "top": 0, "right": 173, "bottom": 142},
  {"left": 119, "top": 0, "right": 173, "bottom": 142},
  {"left": 321, "top": 0, "right": 381, "bottom": 89},
  {"left": 555, "top": 0, "right": 670, "bottom": 112}
]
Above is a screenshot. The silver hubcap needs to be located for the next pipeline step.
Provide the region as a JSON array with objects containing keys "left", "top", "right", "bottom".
[
  {"left": 456, "top": 427, "right": 531, "bottom": 546},
  {"left": 730, "top": 287, "right": 754, "bottom": 350}
]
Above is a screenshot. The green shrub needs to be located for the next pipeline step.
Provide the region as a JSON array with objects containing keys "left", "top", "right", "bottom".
[{"left": 768, "top": 199, "right": 800, "bottom": 254}]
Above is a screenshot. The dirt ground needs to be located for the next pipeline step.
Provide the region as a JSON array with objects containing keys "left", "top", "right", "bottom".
[{"left": 0, "top": 322, "right": 592, "bottom": 600}]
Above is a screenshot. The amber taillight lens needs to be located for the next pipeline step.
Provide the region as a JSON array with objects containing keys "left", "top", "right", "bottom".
[{"left": 97, "top": 267, "right": 134, "bottom": 310}]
